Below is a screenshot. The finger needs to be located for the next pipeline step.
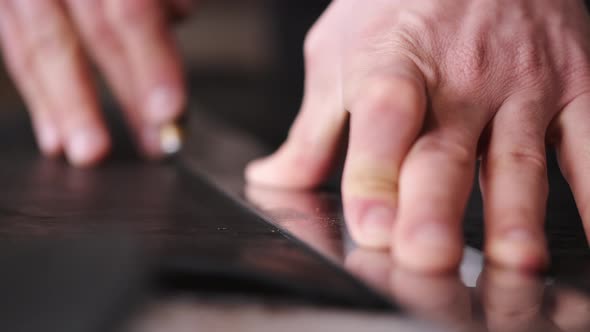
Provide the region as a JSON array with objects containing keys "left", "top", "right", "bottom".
[
  {"left": 480, "top": 96, "right": 550, "bottom": 270},
  {"left": 342, "top": 64, "right": 426, "bottom": 249},
  {"left": 0, "top": 1, "right": 62, "bottom": 156},
  {"left": 393, "top": 123, "right": 482, "bottom": 272},
  {"left": 13, "top": 0, "right": 110, "bottom": 166},
  {"left": 244, "top": 80, "right": 347, "bottom": 189},
  {"left": 553, "top": 93, "right": 590, "bottom": 242},
  {"left": 65, "top": 0, "right": 163, "bottom": 158},
  {"left": 478, "top": 267, "right": 548, "bottom": 332},
  {"left": 105, "top": 0, "right": 185, "bottom": 126},
  {"left": 245, "top": 3, "right": 347, "bottom": 188}
]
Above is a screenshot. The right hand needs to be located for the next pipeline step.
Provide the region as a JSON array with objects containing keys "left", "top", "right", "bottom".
[
  {"left": 246, "top": 0, "right": 590, "bottom": 272},
  {"left": 0, "top": 0, "right": 196, "bottom": 166}
]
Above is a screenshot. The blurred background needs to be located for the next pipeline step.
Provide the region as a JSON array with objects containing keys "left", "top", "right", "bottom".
[{"left": 0, "top": 0, "right": 331, "bottom": 151}]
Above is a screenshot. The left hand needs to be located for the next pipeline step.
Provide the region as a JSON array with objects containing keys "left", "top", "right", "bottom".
[{"left": 0, "top": 0, "right": 196, "bottom": 166}]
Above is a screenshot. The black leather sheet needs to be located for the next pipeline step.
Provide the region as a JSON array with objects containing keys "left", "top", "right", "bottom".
[{"left": 1, "top": 106, "right": 590, "bottom": 331}]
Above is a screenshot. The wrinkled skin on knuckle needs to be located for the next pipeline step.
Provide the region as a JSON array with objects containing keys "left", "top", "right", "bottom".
[
  {"left": 553, "top": 32, "right": 590, "bottom": 104},
  {"left": 529, "top": 2, "right": 590, "bottom": 106},
  {"left": 24, "top": 17, "right": 79, "bottom": 70},
  {"left": 380, "top": 18, "right": 436, "bottom": 68},
  {"left": 437, "top": 25, "right": 512, "bottom": 104},
  {"left": 502, "top": 96, "right": 556, "bottom": 131},
  {"left": 84, "top": 13, "right": 120, "bottom": 51},
  {"left": 561, "top": 55, "right": 590, "bottom": 101},
  {"left": 487, "top": 149, "right": 548, "bottom": 182},
  {"left": 107, "top": 0, "right": 156, "bottom": 27},
  {"left": 513, "top": 42, "right": 549, "bottom": 83},
  {"left": 331, "top": 0, "right": 590, "bottom": 118},
  {"left": 440, "top": 41, "right": 498, "bottom": 104},
  {"left": 336, "top": 0, "right": 439, "bottom": 81},
  {"left": 348, "top": 77, "right": 423, "bottom": 118},
  {"left": 429, "top": 0, "right": 589, "bottom": 111}
]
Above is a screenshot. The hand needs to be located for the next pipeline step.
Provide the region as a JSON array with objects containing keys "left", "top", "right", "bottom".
[
  {"left": 246, "top": 0, "right": 590, "bottom": 272},
  {"left": 0, "top": 0, "right": 195, "bottom": 166}
]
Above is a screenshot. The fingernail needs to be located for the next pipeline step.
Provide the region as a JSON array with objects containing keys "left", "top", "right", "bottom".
[
  {"left": 159, "top": 123, "right": 183, "bottom": 155},
  {"left": 146, "top": 86, "right": 183, "bottom": 124},
  {"left": 140, "top": 124, "right": 183, "bottom": 159},
  {"left": 359, "top": 205, "right": 395, "bottom": 248},
  {"left": 67, "top": 129, "right": 108, "bottom": 167},
  {"left": 37, "top": 124, "right": 61, "bottom": 156}
]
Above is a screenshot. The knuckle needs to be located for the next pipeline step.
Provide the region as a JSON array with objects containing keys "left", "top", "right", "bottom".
[
  {"left": 559, "top": 43, "right": 590, "bottom": 98},
  {"left": 85, "top": 20, "right": 120, "bottom": 52},
  {"left": 502, "top": 96, "right": 549, "bottom": 125},
  {"left": 395, "top": 10, "right": 429, "bottom": 33},
  {"left": 25, "top": 18, "right": 77, "bottom": 63},
  {"left": 564, "top": 64, "right": 590, "bottom": 98},
  {"left": 303, "top": 25, "right": 327, "bottom": 67},
  {"left": 302, "top": 3, "right": 340, "bottom": 63},
  {"left": 507, "top": 150, "right": 547, "bottom": 173},
  {"left": 302, "top": 30, "right": 318, "bottom": 59},
  {"left": 414, "top": 135, "right": 474, "bottom": 169},
  {"left": 354, "top": 78, "right": 424, "bottom": 122},
  {"left": 363, "top": 8, "right": 428, "bottom": 50},
  {"left": 488, "top": 148, "right": 548, "bottom": 178},
  {"left": 512, "top": 42, "right": 548, "bottom": 82},
  {"left": 107, "top": 0, "right": 155, "bottom": 27},
  {"left": 446, "top": 38, "right": 490, "bottom": 88},
  {"left": 391, "top": 12, "right": 435, "bottom": 54}
]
